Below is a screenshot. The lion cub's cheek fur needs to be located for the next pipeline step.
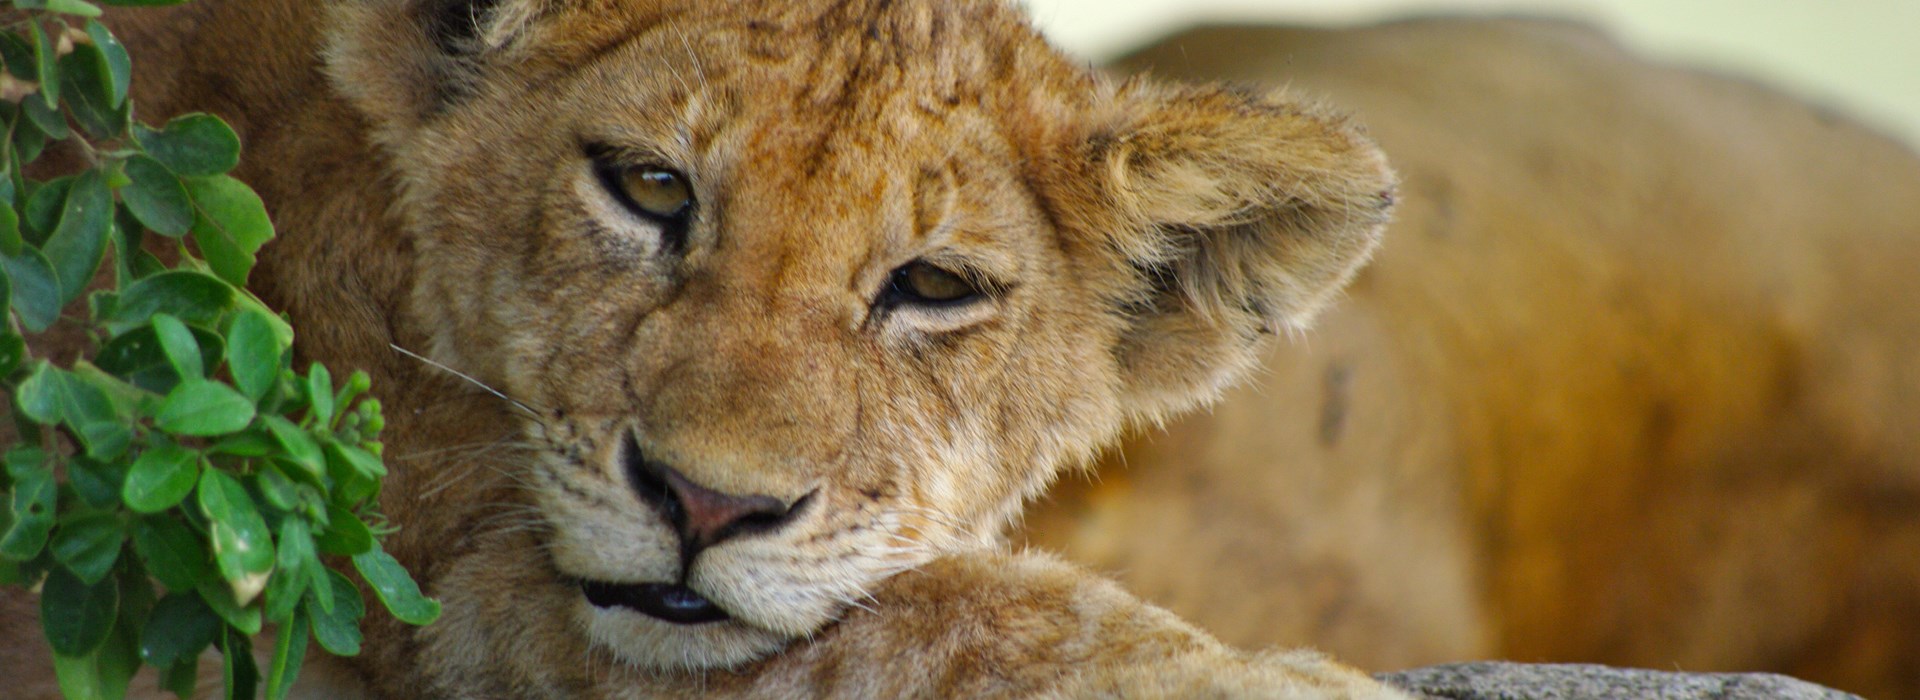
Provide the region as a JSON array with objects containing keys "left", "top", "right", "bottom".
[{"left": 321, "top": 0, "right": 1393, "bottom": 676}]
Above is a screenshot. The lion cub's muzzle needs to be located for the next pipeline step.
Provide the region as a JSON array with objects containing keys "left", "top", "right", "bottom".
[{"left": 575, "top": 435, "right": 815, "bottom": 625}]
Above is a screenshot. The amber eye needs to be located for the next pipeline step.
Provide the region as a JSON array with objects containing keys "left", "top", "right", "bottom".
[
  {"left": 887, "top": 261, "right": 981, "bottom": 306},
  {"left": 613, "top": 166, "right": 693, "bottom": 220}
]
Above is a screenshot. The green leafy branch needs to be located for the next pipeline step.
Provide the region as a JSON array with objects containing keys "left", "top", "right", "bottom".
[{"left": 1, "top": 2, "right": 438, "bottom": 698}]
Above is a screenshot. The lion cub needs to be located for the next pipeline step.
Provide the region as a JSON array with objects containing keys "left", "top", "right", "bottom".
[{"left": 4, "top": 0, "right": 1403, "bottom": 696}]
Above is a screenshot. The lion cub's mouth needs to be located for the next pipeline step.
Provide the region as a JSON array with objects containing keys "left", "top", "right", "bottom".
[{"left": 579, "top": 580, "right": 731, "bottom": 625}]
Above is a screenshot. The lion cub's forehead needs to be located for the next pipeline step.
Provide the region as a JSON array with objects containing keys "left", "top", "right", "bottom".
[{"left": 560, "top": 0, "right": 1086, "bottom": 148}]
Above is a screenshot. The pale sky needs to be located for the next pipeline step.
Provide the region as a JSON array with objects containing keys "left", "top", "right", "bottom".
[{"left": 1021, "top": 0, "right": 1920, "bottom": 146}]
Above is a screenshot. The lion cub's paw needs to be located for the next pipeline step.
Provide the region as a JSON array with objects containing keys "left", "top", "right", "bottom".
[{"left": 753, "top": 550, "right": 1409, "bottom": 698}]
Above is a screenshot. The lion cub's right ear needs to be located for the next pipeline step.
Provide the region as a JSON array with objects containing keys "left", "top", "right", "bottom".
[
  {"left": 1038, "top": 81, "right": 1396, "bottom": 423},
  {"left": 323, "top": 0, "right": 548, "bottom": 134}
]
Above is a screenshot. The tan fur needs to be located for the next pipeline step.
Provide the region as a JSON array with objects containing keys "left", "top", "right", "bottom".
[
  {"left": 1025, "top": 19, "right": 1920, "bottom": 699},
  {"left": 2, "top": 1, "right": 1403, "bottom": 697}
]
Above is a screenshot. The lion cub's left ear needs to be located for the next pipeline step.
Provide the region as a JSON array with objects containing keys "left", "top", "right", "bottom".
[
  {"left": 323, "top": 0, "right": 550, "bottom": 134},
  {"left": 1042, "top": 82, "right": 1395, "bottom": 422}
]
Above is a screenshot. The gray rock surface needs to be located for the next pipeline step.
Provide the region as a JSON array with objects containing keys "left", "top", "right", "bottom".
[{"left": 1377, "top": 662, "right": 1862, "bottom": 700}]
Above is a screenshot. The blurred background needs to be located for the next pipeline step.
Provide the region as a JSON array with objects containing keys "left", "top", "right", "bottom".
[
  {"left": 1014, "top": 3, "right": 1920, "bottom": 696},
  {"left": 1022, "top": 0, "right": 1920, "bottom": 147}
]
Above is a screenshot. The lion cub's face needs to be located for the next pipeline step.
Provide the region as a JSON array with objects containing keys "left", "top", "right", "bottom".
[{"left": 327, "top": 0, "right": 1392, "bottom": 671}]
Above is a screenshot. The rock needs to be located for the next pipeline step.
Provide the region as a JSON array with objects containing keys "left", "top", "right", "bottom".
[{"left": 1377, "top": 662, "right": 1862, "bottom": 700}]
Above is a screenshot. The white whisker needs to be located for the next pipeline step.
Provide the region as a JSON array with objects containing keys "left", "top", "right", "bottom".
[{"left": 389, "top": 343, "right": 544, "bottom": 416}]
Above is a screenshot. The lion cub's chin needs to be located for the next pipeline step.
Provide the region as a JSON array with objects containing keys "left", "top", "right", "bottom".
[{"left": 578, "top": 598, "right": 797, "bottom": 671}]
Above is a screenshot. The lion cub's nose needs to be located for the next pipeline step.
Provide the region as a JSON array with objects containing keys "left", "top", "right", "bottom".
[{"left": 623, "top": 435, "right": 801, "bottom": 554}]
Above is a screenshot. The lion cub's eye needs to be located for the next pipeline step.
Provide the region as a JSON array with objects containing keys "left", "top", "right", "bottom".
[
  {"left": 588, "top": 144, "right": 695, "bottom": 229},
  {"left": 611, "top": 166, "right": 693, "bottom": 220},
  {"left": 886, "top": 261, "right": 982, "bottom": 307}
]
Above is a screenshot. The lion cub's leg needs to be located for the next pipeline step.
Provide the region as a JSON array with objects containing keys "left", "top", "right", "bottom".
[
  {"left": 417, "top": 533, "right": 1401, "bottom": 698},
  {"left": 696, "top": 551, "right": 1408, "bottom": 699}
]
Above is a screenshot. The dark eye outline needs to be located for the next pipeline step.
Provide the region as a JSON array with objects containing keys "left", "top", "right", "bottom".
[
  {"left": 878, "top": 260, "right": 994, "bottom": 311},
  {"left": 586, "top": 144, "right": 695, "bottom": 251}
]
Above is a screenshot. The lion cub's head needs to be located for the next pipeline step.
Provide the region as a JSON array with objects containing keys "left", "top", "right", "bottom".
[{"left": 323, "top": 0, "right": 1392, "bottom": 671}]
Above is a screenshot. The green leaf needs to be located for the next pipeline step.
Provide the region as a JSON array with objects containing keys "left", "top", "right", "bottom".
[
  {"left": 194, "top": 580, "right": 260, "bottom": 637},
  {"left": 264, "top": 607, "right": 309, "bottom": 700},
  {"left": 1, "top": 450, "right": 56, "bottom": 561},
  {"left": 94, "top": 570, "right": 146, "bottom": 700},
  {"left": 95, "top": 323, "right": 222, "bottom": 394},
  {"left": 135, "top": 114, "right": 240, "bottom": 177},
  {"left": 184, "top": 175, "right": 273, "bottom": 286},
  {"left": 84, "top": 20, "right": 129, "bottom": 107},
  {"left": 41, "top": 171, "right": 115, "bottom": 305},
  {"left": 312, "top": 504, "right": 372, "bottom": 556},
  {"left": 51, "top": 511, "right": 123, "bottom": 584},
  {"left": 0, "top": 136, "right": 15, "bottom": 203},
  {"left": 151, "top": 313, "right": 204, "bottom": 379},
  {"left": 197, "top": 469, "right": 274, "bottom": 604},
  {"left": 67, "top": 457, "right": 128, "bottom": 509},
  {"left": 254, "top": 462, "right": 300, "bottom": 512},
  {"left": 322, "top": 439, "right": 385, "bottom": 506},
  {"left": 42, "top": 565, "right": 118, "bottom": 656},
  {"left": 262, "top": 518, "right": 311, "bottom": 623},
  {"left": 26, "top": 363, "right": 136, "bottom": 460},
  {"left": 28, "top": 18, "right": 58, "bottom": 112},
  {"left": 122, "top": 443, "right": 199, "bottom": 513},
  {"left": 352, "top": 548, "right": 441, "bottom": 626},
  {"left": 3, "top": 248, "right": 61, "bottom": 332},
  {"left": 14, "top": 361, "right": 63, "bottom": 423},
  {"left": 261, "top": 416, "right": 323, "bottom": 482},
  {"left": 129, "top": 249, "right": 165, "bottom": 278},
  {"left": 140, "top": 592, "right": 220, "bottom": 668},
  {"left": 207, "top": 429, "right": 276, "bottom": 458},
  {"left": 119, "top": 155, "right": 192, "bottom": 236},
  {"left": 131, "top": 515, "right": 212, "bottom": 591},
  {"left": 159, "top": 658, "right": 197, "bottom": 698},
  {"left": 225, "top": 309, "right": 283, "bottom": 401},
  {"left": 0, "top": 32, "right": 34, "bottom": 80},
  {"left": 0, "top": 332, "right": 26, "bottom": 381},
  {"left": 156, "top": 379, "right": 256, "bottom": 436},
  {"left": 51, "top": 650, "right": 112, "bottom": 700},
  {"left": 58, "top": 44, "right": 128, "bottom": 140},
  {"left": 6, "top": 551, "right": 54, "bottom": 589},
  {"left": 0, "top": 135, "right": 13, "bottom": 197},
  {"left": 109, "top": 203, "right": 141, "bottom": 284},
  {"left": 304, "top": 540, "right": 333, "bottom": 615},
  {"left": 24, "top": 176, "right": 75, "bottom": 244},
  {"left": 306, "top": 569, "right": 362, "bottom": 656},
  {"left": 0, "top": 198, "right": 21, "bottom": 255},
  {"left": 104, "top": 269, "right": 235, "bottom": 328},
  {"left": 13, "top": 110, "right": 50, "bottom": 163},
  {"left": 5, "top": 445, "right": 48, "bottom": 480},
  {"left": 43, "top": 0, "right": 105, "bottom": 17},
  {"left": 221, "top": 627, "right": 259, "bottom": 700},
  {"left": 20, "top": 75, "right": 69, "bottom": 140},
  {"left": 0, "top": 558, "right": 30, "bottom": 587},
  {"left": 306, "top": 363, "right": 334, "bottom": 427}
]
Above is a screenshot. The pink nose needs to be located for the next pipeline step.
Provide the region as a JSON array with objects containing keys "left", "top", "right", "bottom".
[{"left": 623, "top": 435, "right": 800, "bottom": 553}]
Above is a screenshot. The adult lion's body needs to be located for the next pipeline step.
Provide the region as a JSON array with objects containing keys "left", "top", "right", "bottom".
[
  {"left": 3, "top": 1, "right": 1406, "bottom": 697},
  {"left": 1027, "top": 19, "right": 1920, "bottom": 698}
]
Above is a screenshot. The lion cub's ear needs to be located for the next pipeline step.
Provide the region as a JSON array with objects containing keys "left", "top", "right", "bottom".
[
  {"left": 1045, "top": 82, "right": 1395, "bottom": 422},
  {"left": 323, "top": 0, "right": 548, "bottom": 133}
]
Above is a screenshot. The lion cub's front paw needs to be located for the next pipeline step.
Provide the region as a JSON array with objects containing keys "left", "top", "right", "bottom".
[{"left": 743, "top": 550, "right": 1410, "bottom": 699}]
